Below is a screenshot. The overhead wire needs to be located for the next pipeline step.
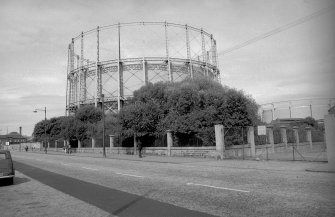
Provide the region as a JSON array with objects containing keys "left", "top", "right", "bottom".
[{"left": 221, "top": 5, "right": 335, "bottom": 56}]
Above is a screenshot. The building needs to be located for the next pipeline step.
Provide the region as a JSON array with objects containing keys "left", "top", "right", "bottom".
[{"left": 0, "top": 132, "right": 27, "bottom": 146}]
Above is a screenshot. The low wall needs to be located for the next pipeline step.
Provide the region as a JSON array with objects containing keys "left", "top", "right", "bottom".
[
  {"left": 4, "top": 142, "right": 41, "bottom": 151},
  {"left": 5, "top": 139, "right": 326, "bottom": 160},
  {"left": 46, "top": 146, "right": 217, "bottom": 158}
]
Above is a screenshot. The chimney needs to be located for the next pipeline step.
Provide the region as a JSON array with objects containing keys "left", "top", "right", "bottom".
[{"left": 19, "top": 126, "right": 22, "bottom": 136}]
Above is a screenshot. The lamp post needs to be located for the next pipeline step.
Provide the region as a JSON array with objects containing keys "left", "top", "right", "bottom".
[
  {"left": 101, "top": 94, "right": 106, "bottom": 158},
  {"left": 33, "top": 107, "right": 47, "bottom": 153}
]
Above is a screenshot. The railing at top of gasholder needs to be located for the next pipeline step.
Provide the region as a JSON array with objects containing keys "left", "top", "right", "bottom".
[{"left": 66, "top": 22, "right": 220, "bottom": 115}]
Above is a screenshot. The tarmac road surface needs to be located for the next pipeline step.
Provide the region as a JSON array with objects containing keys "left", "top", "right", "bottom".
[
  {"left": 8, "top": 151, "right": 335, "bottom": 217},
  {"left": 14, "top": 161, "right": 215, "bottom": 217}
]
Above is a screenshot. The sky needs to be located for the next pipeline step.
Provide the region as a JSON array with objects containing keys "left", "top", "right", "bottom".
[{"left": 0, "top": 0, "right": 334, "bottom": 136}]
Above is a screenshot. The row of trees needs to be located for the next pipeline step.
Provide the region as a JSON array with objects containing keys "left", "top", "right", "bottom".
[
  {"left": 33, "top": 106, "right": 103, "bottom": 145},
  {"left": 33, "top": 78, "right": 261, "bottom": 147}
]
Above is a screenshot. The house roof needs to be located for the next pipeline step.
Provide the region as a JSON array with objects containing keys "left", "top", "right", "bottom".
[{"left": 0, "top": 132, "right": 26, "bottom": 139}]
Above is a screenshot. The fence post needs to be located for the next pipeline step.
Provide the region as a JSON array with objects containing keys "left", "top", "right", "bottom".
[
  {"left": 325, "top": 114, "right": 335, "bottom": 169},
  {"left": 92, "top": 137, "right": 96, "bottom": 148},
  {"left": 215, "top": 125, "right": 225, "bottom": 158},
  {"left": 280, "top": 125, "right": 288, "bottom": 148},
  {"left": 133, "top": 134, "right": 137, "bottom": 155},
  {"left": 293, "top": 126, "right": 299, "bottom": 149},
  {"left": 167, "top": 130, "right": 173, "bottom": 156},
  {"left": 267, "top": 125, "right": 275, "bottom": 153},
  {"left": 248, "top": 126, "right": 255, "bottom": 158},
  {"left": 305, "top": 126, "right": 312, "bottom": 149},
  {"left": 109, "top": 135, "right": 115, "bottom": 154}
]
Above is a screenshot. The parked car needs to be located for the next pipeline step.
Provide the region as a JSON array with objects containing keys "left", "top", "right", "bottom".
[{"left": 0, "top": 150, "right": 15, "bottom": 185}]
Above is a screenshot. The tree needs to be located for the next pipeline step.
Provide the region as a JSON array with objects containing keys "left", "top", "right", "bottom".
[
  {"left": 118, "top": 77, "right": 260, "bottom": 146},
  {"left": 119, "top": 101, "right": 162, "bottom": 137},
  {"left": 32, "top": 119, "right": 50, "bottom": 142},
  {"left": 75, "top": 105, "right": 103, "bottom": 124},
  {"left": 49, "top": 116, "right": 68, "bottom": 141},
  {"left": 59, "top": 116, "right": 77, "bottom": 141},
  {"left": 75, "top": 105, "right": 103, "bottom": 140}
]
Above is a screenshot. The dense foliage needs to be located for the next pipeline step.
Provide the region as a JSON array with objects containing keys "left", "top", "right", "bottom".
[
  {"left": 33, "top": 106, "right": 103, "bottom": 144},
  {"left": 33, "top": 78, "right": 261, "bottom": 147},
  {"left": 119, "top": 78, "right": 260, "bottom": 146}
]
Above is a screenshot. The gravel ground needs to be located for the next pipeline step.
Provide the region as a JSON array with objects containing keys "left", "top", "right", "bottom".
[
  {"left": 0, "top": 170, "right": 114, "bottom": 217},
  {"left": 9, "top": 151, "right": 335, "bottom": 217}
]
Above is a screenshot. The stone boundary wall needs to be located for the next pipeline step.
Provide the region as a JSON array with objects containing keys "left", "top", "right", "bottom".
[{"left": 44, "top": 146, "right": 217, "bottom": 158}]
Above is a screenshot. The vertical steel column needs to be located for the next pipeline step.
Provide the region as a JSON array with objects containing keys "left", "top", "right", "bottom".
[
  {"left": 65, "top": 44, "right": 71, "bottom": 115},
  {"left": 211, "top": 36, "right": 217, "bottom": 66},
  {"left": 185, "top": 24, "right": 193, "bottom": 78},
  {"left": 75, "top": 55, "right": 80, "bottom": 106},
  {"left": 74, "top": 73, "right": 78, "bottom": 107},
  {"left": 212, "top": 39, "right": 219, "bottom": 82},
  {"left": 96, "top": 26, "right": 102, "bottom": 107},
  {"left": 69, "top": 39, "right": 75, "bottom": 108},
  {"left": 206, "top": 51, "right": 210, "bottom": 77},
  {"left": 165, "top": 22, "right": 172, "bottom": 82},
  {"left": 80, "top": 32, "right": 87, "bottom": 105},
  {"left": 201, "top": 29, "right": 206, "bottom": 62},
  {"left": 213, "top": 39, "right": 218, "bottom": 68},
  {"left": 117, "top": 23, "right": 123, "bottom": 111},
  {"left": 201, "top": 29, "right": 208, "bottom": 79},
  {"left": 142, "top": 57, "right": 148, "bottom": 85}
]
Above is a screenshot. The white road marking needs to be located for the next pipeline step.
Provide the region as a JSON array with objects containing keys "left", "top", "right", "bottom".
[
  {"left": 115, "top": 173, "right": 144, "bottom": 178},
  {"left": 61, "top": 163, "right": 70, "bottom": 166},
  {"left": 186, "top": 182, "right": 250, "bottom": 193},
  {"left": 82, "top": 167, "right": 99, "bottom": 171}
]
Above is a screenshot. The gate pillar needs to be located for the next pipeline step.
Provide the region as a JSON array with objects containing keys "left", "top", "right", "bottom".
[
  {"left": 167, "top": 130, "right": 173, "bottom": 156},
  {"left": 293, "top": 127, "right": 299, "bottom": 149},
  {"left": 280, "top": 126, "right": 288, "bottom": 148},
  {"left": 247, "top": 126, "right": 255, "bottom": 158},
  {"left": 109, "top": 135, "right": 115, "bottom": 154},
  {"left": 305, "top": 126, "right": 312, "bottom": 149},
  {"left": 267, "top": 125, "right": 275, "bottom": 153},
  {"left": 215, "top": 125, "right": 225, "bottom": 158},
  {"left": 92, "top": 137, "right": 96, "bottom": 148}
]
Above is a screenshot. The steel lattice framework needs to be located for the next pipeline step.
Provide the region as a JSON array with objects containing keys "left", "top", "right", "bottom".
[{"left": 66, "top": 22, "right": 220, "bottom": 114}]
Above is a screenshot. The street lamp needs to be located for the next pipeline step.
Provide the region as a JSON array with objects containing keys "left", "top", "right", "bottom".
[
  {"left": 33, "top": 107, "right": 47, "bottom": 153},
  {"left": 101, "top": 94, "right": 106, "bottom": 158}
]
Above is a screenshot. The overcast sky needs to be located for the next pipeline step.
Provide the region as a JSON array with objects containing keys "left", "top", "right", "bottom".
[{"left": 0, "top": 0, "right": 334, "bottom": 136}]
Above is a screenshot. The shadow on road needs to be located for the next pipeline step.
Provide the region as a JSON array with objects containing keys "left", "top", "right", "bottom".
[{"left": 113, "top": 190, "right": 156, "bottom": 216}]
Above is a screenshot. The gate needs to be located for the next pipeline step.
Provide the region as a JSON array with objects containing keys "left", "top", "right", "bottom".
[{"left": 254, "top": 125, "right": 327, "bottom": 162}]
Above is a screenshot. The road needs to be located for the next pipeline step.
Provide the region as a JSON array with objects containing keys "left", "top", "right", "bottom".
[{"left": 6, "top": 151, "right": 335, "bottom": 216}]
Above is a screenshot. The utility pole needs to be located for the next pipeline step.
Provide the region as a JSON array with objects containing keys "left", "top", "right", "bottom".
[{"left": 101, "top": 94, "right": 106, "bottom": 158}]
